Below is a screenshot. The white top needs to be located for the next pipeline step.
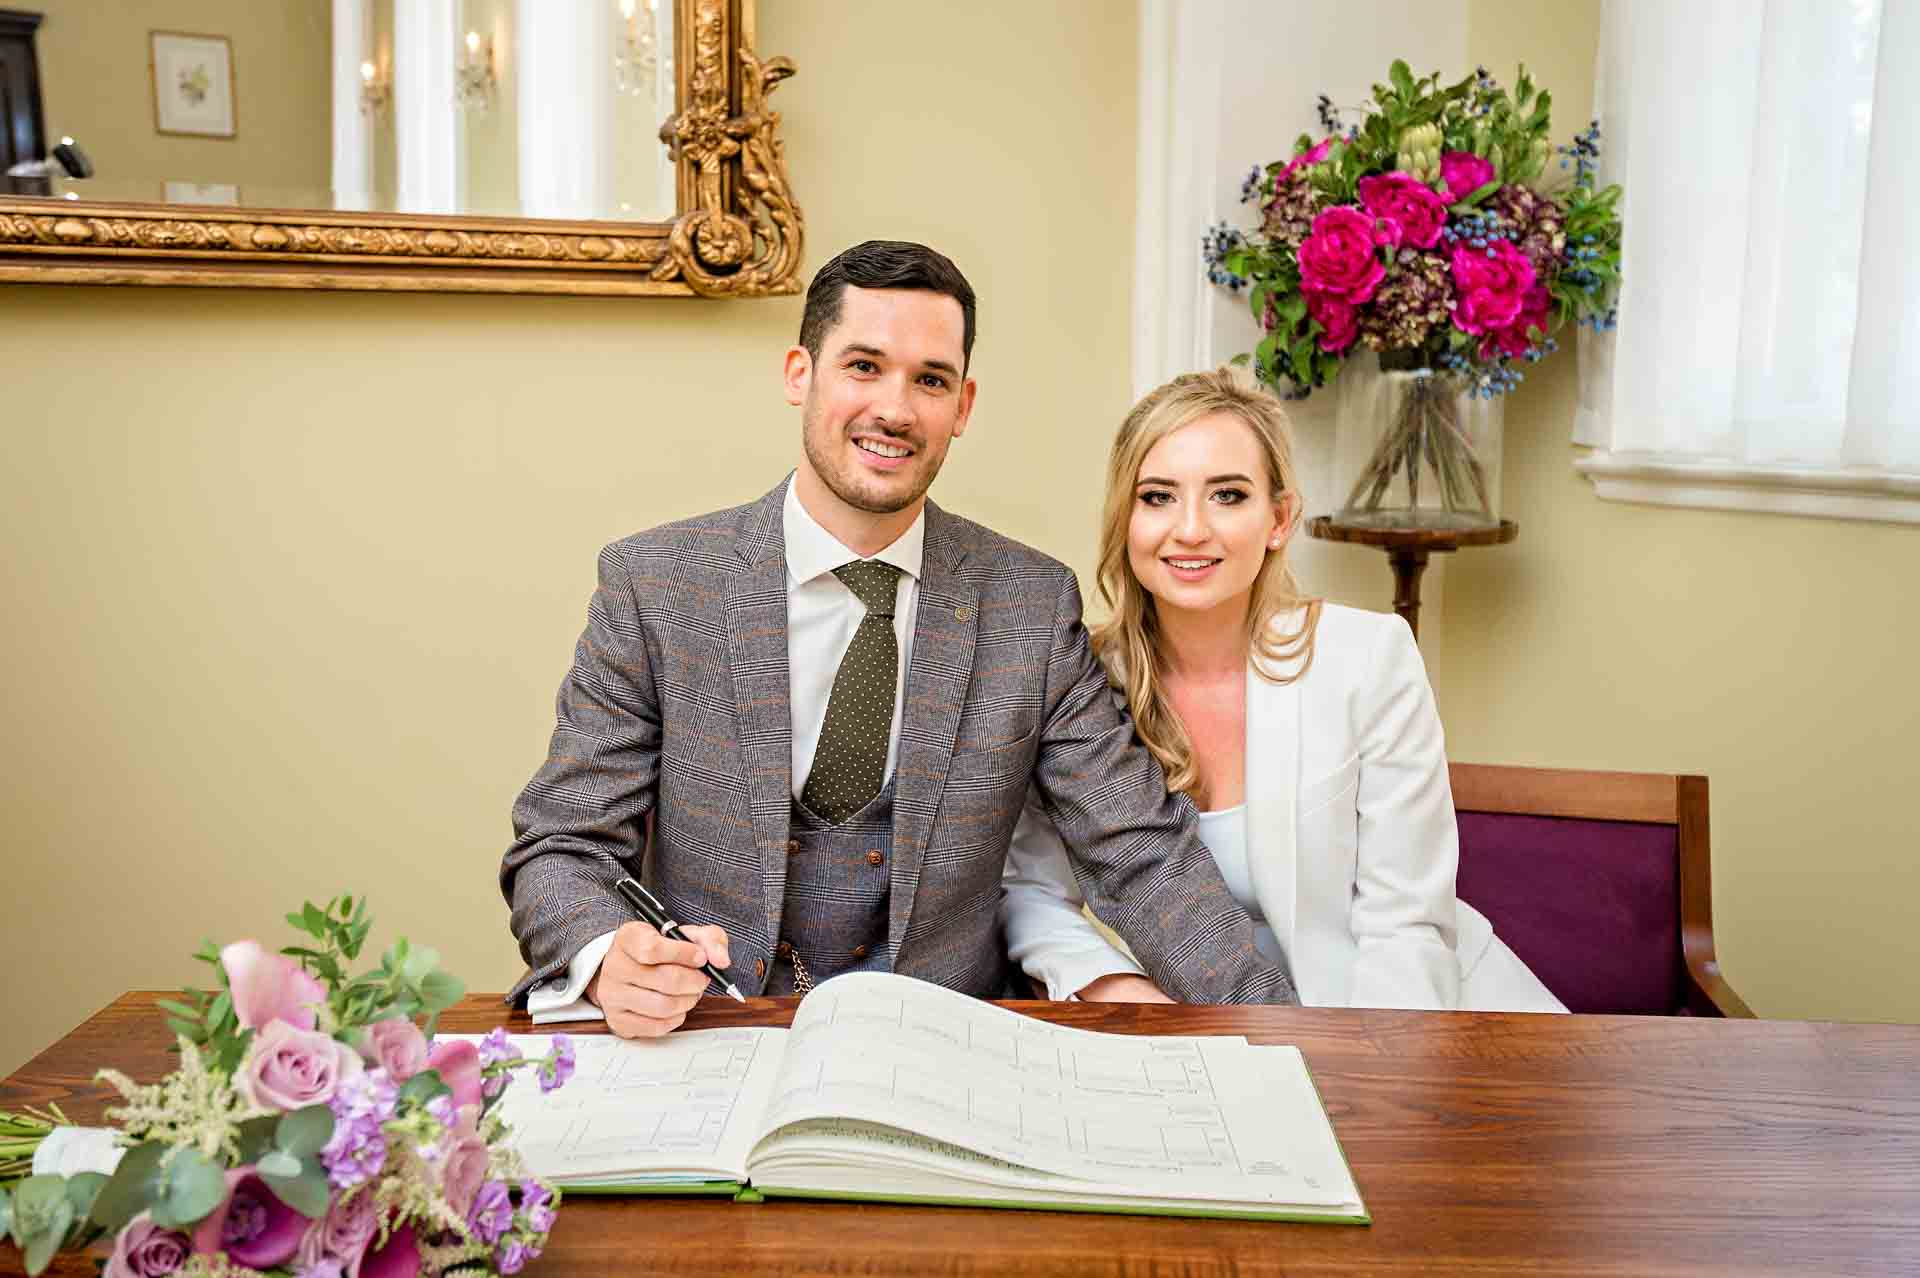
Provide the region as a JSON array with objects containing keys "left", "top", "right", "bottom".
[
  {"left": 1193, "top": 804, "right": 1287, "bottom": 969},
  {"left": 528, "top": 477, "right": 925, "bottom": 1022}
]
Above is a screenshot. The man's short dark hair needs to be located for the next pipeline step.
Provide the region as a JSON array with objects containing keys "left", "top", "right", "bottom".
[{"left": 798, "top": 240, "right": 977, "bottom": 371}]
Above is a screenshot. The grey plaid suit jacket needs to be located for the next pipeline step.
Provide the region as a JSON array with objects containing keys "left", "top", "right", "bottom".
[{"left": 501, "top": 477, "right": 1294, "bottom": 1006}]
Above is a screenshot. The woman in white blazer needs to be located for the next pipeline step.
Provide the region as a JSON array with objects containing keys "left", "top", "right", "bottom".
[{"left": 1000, "top": 369, "right": 1563, "bottom": 1012}]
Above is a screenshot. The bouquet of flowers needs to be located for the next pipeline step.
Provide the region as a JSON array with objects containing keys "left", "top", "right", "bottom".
[
  {"left": 1203, "top": 62, "right": 1623, "bottom": 525},
  {"left": 0, "top": 895, "right": 573, "bottom": 1278}
]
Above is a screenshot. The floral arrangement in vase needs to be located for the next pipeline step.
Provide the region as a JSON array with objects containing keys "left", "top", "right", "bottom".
[
  {"left": 1203, "top": 62, "right": 1623, "bottom": 529},
  {"left": 0, "top": 895, "right": 574, "bottom": 1278}
]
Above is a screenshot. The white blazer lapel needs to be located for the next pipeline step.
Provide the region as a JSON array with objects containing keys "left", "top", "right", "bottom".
[{"left": 1242, "top": 653, "right": 1300, "bottom": 961}]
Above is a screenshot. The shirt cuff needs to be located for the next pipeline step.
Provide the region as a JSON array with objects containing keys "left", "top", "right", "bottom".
[
  {"left": 526, "top": 930, "right": 616, "bottom": 1024},
  {"left": 1038, "top": 946, "right": 1147, "bottom": 1002}
]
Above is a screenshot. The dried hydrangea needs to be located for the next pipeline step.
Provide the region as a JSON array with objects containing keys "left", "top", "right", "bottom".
[
  {"left": 1489, "top": 183, "right": 1566, "bottom": 281},
  {"left": 1357, "top": 249, "right": 1454, "bottom": 352},
  {"left": 1259, "top": 173, "right": 1321, "bottom": 258}
]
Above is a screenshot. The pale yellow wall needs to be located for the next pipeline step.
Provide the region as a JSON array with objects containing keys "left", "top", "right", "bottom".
[
  {"left": 1450, "top": 0, "right": 1920, "bottom": 1023},
  {"left": 32, "top": 0, "right": 331, "bottom": 207},
  {"left": 0, "top": 1, "right": 1136, "bottom": 1075}
]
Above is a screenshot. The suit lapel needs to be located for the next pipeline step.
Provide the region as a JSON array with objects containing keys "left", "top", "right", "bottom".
[
  {"left": 725, "top": 481, "right": 796, "bottom": 947},
  {"left": 888, "top": 502, "right": 978, "bottom": 960},
  {"left": 1244, "top": 630, "right": 1301, "bottom": 962}
]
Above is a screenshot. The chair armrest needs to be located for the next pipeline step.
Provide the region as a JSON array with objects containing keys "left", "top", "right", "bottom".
[{"left": 1684, "top": 954, "right": 1756, "bottom": 1018}]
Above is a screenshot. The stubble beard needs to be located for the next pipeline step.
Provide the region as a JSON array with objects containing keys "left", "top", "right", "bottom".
[{"left": 801, "top": 402, "right": 941, "bottom": 516}]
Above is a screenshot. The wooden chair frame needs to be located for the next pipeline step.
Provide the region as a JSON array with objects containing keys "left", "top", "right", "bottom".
[{"left": 1449, "top": 762, "right": 1755, "bottom": 1018}]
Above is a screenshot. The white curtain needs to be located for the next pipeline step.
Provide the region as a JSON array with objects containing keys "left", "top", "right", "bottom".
[{"left": 1581, "top": 0, "right": 1920, "bottom": 476}]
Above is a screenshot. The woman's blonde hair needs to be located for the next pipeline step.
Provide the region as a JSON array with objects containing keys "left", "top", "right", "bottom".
[{"left": 1090, "top": 367, "right": 1322, "bottom": 797}]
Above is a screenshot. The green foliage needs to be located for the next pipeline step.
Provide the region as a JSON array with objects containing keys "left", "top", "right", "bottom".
[
  {"left": 88, "top": 1141, "right": 166, "bottom": 1233},
  {"left": 147, "top": 1148, "right": 227, "bottom": 1230},
  {"left": 9, "top": 1176, "right": 72, "bottom": 1276}
]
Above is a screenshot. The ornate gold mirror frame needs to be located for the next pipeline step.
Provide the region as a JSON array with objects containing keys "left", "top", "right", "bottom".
[{"left": 0, "top": 0, "right": 801, "bottom": 297}]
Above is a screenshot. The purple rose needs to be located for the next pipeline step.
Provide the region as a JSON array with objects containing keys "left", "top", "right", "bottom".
[
  {"left": 1298, "top": 206, "right": 1387, "bottom": 303},
  {"left": 1356, "top": 171, "right": 1448, "bottom": 250},
  {"left": 106, "top": 1213, "right": 191, "bottom": 1278},
  {"left": 358, "top": 1222, "right": 419, "bottom": 1278},
  {"left": 1306, "top": 292, "right": 1359, "bottom": 353},
  {"left": 468, "top": 1180, "right": 515, "bottom": 1245},
  {"left": 190, "top": 1169, "right": 309, "bottom": 1270},
  {"left": 425, "top": 1039, "right": 483, "bottom": 1113},
  {"left": 238, "top": 1020, "right": 363, "bottom": 1111},
  {"left": 295, "top": 1187, "right": 379, "bottom": 1276},
  {"left": 1450, "top": 240, "right": 1536, "bottom": 336},
  {"left": 1278, "top": 136, "right": 1334, "bottom": 184},
  {"left": 1438, "top": 150, "right": 1496, "bottom": 203},
  {"left": 221, "top": 940, "right": 327, "bottom": 1033},
  {"left": 361, "top": 1018, "right": 428, "bottom": 1083}
]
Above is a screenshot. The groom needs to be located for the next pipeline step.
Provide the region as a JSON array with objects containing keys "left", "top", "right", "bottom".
[{"left": 501, "top": 240, "right": 1295, "bottom": 1037}]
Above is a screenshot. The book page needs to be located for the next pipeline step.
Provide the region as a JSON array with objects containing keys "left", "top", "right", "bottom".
[
  {"left": 458, "top": 1028, "right": 787, "bottom": 1186},
  {"left": 747, "top": 973, "right": 1349, "bottom": 1205}
]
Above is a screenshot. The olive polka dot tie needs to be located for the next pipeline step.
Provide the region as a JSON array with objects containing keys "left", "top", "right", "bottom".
[{"left": 801, "top": 560, "right": 902, "bottom": 824}]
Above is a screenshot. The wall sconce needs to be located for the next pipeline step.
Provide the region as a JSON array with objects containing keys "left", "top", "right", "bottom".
[
  {"left": 456, "top": 29, "right": 495, "bottom": 112},
  {"left": 359, "top": 59, "right": 391, "bottom": 116},
  {"left": 614, "top": 0, "right": 659, "bottom": 97}
]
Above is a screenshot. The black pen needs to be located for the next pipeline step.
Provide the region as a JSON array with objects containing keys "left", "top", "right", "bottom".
[{"left": 613, "top": 876, "right": 747, "bottom": 1003}]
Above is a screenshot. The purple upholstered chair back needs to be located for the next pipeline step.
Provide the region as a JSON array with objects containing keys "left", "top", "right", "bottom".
[{"left": 1454, "top": 811, "right": 1683, "bottom": 1014}]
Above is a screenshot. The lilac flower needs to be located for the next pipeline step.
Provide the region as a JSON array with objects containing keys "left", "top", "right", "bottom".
[
  {"left": 520, "top": 1180, "right": 557, "bottom": 1235},
  {"left": 321, "top": 1070, "right": 398, "bottom": 1190},
  {"left": 468, "top": 1181, "right": 515, "bottom": 1245},
  {"left": 496, "top": 1238, "right": 536, "bottom": 1275},
  {"left": 537, "top": 1035, "right": 575, "bottom": 1094},
  {"left": 478, "top": 1027, "right": 522, "bottom": 1068}
]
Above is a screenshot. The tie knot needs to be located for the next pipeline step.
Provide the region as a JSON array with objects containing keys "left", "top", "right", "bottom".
[{"left": 834, "top": 560, "right": 901, "bottom": 616}]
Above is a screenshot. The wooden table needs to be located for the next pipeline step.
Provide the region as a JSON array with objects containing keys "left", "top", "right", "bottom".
[
  {"left": 7, "top": 995, "right": 1919, "bottom": 1276},
  {"left": 1307, "top": 516, "right": 1519, "bottom": 639}
]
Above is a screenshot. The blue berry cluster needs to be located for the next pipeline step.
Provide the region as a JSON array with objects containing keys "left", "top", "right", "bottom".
[
  {"left": 1440, "top": 209, "right": 1512, "bottom": 258},
  {"left": 1560, "top": 233, "right": 1612, "bottom": 313},
  {"left": 1240, "top": 165, "right": 1263, "bottom": 205},
  {"left": 1316, "top": 93, "right": 1341, "bottom": 134},
  {"left": 1202, "top": 221, "right": 1247, "bottom": 291},
  {"left": 1579, "top": 308, "right": 1619, "bottom": 332},
  {"left": 1556, "top": 119, "right": 1602, "bottom": 188}
]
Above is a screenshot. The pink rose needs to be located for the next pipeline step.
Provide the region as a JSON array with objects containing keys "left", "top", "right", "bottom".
[
  {"left": 362, "top": 1018, "right": 428, "bottom": 1082},
  {"left": 1356, "top": 171, "right": 1448, "bottom": 250},
  {"left": 1278, "top": 136, "right": 1334, "bottom": 184},
  {"left": 106, "top": 1213, "right": 191, "bottom": 1278},
  {"left": 221, "top": 941, "right": 326, "bottom": 1033},
  {"left": 1306, "top": 292, "right": 1359, "bottom": 353},
  {"left": 439, "top": 1103, "right": 489, "bottom": 1220},
  {"left": 1450, "top": 240, "right": 1536, "bottom": 335},
  {"left": 1298, "top": 205, "right": 1387, "bottom": 303},
  {"left": 238, "top": 1020, "right": 363, "bottom": 1111},
  {"left": 295, "top": 1185, "right": 380, "bottom": 1276},
  {"left": 425, "top": 1039, "right": 483, "bottom": 1113},
  {"left": 1438, "top": 150, "right": 1496, "bottom": 203},
  {"left": 359, "top": 1223, "right": 420, "bottom": 1278},
  {"left": 190, "top": 1168, "right": 309, "bottom": 1270}
]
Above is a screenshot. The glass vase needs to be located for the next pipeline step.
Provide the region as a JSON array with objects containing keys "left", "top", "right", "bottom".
[{"left": 1330, "top": 350, "right": 1503, "bottom": 532}]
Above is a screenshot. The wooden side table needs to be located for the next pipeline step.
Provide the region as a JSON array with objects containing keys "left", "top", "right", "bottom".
[{"left": 1307, "top": 517, "right": 1518, "bottom": 638}]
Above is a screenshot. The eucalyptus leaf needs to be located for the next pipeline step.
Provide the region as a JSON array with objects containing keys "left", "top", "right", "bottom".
[
  {"left": 419, "top": 970, "right": 465, "bottom": 1011},
  {"left": 88, "top": 1142, "right": 166, "bottom": 1233},
  {"left": 61, "top": 1173, "right": 105, "bottom": 1226},
  {"left": 22, "top": 1200, "right": 71, "bottom": 1276},
  {"left": 259, "top": 1160, "right": 330, "bottom": 1219},
  {"left": 234, "top": 1116, "right": 279, "bottom": 1165},
  {"left": 256, "top": 1149, "right": 301, "bottom": 1179},
  {"left": 400, "top": 945, "right": 440, "bottom": 988},
  {"left": 0, "top": 1184, "right": 11, "bottom": 1237},
  {"left": 276, "top": 1105, "right": 335, "bottom": 1159},
  {"left": 11, "top": 1176, "right": 72, "bottom": 1277},
  {"left": 148, "top": 1149, "right": 227, "bottom": 1230}
]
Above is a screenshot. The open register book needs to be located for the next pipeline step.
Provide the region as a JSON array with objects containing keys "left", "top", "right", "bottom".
[{"left": 470, "top": 971, "right": 1364, "bottom": 1222}]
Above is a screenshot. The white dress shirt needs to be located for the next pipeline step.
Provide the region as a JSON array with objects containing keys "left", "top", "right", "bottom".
[{"left": 528, "top": 478, "right": 923, "bottom": 1022}]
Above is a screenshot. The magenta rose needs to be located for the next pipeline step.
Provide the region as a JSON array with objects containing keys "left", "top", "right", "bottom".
[
  {"left": 1306, "top": 292, "right": 1359, "bottom": 353},
  {"left": 190, "top": 1168, "right": 309, "bottom": 1270},
  {"left": 1438, "top": 150, "right": 1496, "bottom": 203},
  {"left": 1298, "top": 205, "right": 1387, "bottom": 303},
  {"left": 238, "top": 1019, "right": 363, "bottom": 1111},
  {"left": 1450, "top": 239, "right": 1536, "bottom": 335},
  {"left": 221, "top": 940, "right": 326, "bottom": 1033},
  {"left": 1278, "top": 136, "right": 1334, "bottom": 184},
  {"left": 360, "top": 1222, "right": 421, "bottom": 1278},
  {"left": 362, "top": 1017, "right": 428, "bottom": 1083},
  {"left": 425, "top": 1038, "right": 483, "bottom": 1113},
  {"left": 1356, "top": 171, "right": 1448, "bottom": 249},
  {"left": 105, "top": 1213, "right": 191, "bottom": 1278},
  {"left": 1482, "top": 284, "right": 1552, "bottom": 359}
]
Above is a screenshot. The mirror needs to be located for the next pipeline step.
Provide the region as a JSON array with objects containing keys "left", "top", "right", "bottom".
[{"left": 0, "top": 0, "right": 804, "bottom": 296}]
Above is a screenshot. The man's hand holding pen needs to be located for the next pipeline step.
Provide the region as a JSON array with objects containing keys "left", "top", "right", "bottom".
[{"left": 587, "top": 919, "right": 734, "bottom": 1039}]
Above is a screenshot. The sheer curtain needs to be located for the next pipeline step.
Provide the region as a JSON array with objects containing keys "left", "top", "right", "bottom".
[{"left": 1577, "top": 0, "right": 1920, "bottom": 521}]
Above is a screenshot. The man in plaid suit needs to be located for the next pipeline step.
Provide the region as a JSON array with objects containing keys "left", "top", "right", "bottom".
[{"left": 502, "top": 241, "right": 1295, "bottom": 1037}]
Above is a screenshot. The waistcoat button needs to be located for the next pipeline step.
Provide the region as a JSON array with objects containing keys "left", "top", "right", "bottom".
[
  {"left": 851, "top": 944, "right": 869, "bottom": 960},
  {"left": 866, "top": 849, "right": 884, "bottom": 867},
  {"left": 775, "top": 940, "right": 793, "bottom": 958},
  {"left": 786, "top": 839, "right": 801, "bottom": 854},
  {"left": 754, "top": 959, "right": 766, "bottom": 979}
]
